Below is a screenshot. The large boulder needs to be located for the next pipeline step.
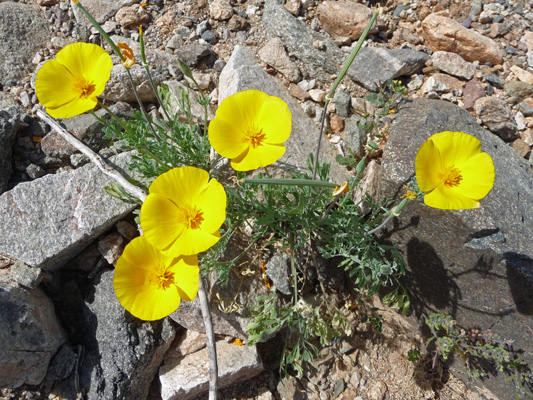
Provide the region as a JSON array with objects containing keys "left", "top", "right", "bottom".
[
  {"left": 0, "top": 93, "right": 21, "bottom": 195},
  {"left": 378, "top": 98, "right": 533, "bottom": 399},
  {"left": 0, "top": 2, "right": 50, "bottom": 85},
  {"left": 0, "top": 272, "right": 65, "bottom": 388},
  {"left": 0, "top": 152, "right": 138, "bottom": 270}
]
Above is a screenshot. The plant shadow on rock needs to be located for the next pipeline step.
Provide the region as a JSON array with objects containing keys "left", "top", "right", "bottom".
[{"left": 503, "top": 252, "right": 533, "bottom": 316}]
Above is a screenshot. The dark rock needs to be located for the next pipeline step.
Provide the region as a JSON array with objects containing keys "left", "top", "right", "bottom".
[
  {"left": 201, "top": 30, "right": 217, "bottom": 44},
  {"left": 0, "top": 281, "right": 65, "bottom": 388},
  {"left": 518, "top": 101, "right": 533, "bottom": 117},
  {"left": 175, "top": 42, "right": 216, "bottom": 68},
  {"left": 347, "top": 47, "right": 430, "bottom": 91},
  {"left": 378, "top": 98, "right": 533, "bottom": 400},
  {"left": 263, "top": 0, "right": 343, "bottom": 82},
  {"left": 52, "top": 269, "right": 175, "bottom": 400},
  {"left": 474, "top": 97, "right": 518, "bottom": 140},
  {"left": 485, "top": 72, "right": 503, "bottom": 89},
  {"left": 0, "top": 2, "right": 50, "bottom": 85},
  {"left": 0, "top": 95, "right": 21, "bottom": 195}
]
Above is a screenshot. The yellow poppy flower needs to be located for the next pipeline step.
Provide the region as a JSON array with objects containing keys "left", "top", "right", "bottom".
[
  {"left": 141, "top": 166, "right": 227, "bottom": 256},
  {"left": 35, "top": 42, "right": 113, "bottom": 118},
  {"left": 415, "top": 131, "right": 495, "bottom": 210},
  {"left": 113, "top": 235, "right": 199, "bottom": 321},
  {"left": 208, "top": 90, "right": 292, "bottom": 171}
]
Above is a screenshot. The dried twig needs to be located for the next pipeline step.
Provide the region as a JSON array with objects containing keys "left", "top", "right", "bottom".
[
  {"left": 36, "top": 110, "right": 147, "bottom": 202},
  {"left": 198, "top": 278, "right": 218, "bottom": 400}
]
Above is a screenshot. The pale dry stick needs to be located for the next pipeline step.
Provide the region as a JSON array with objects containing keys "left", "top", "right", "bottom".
[
  {"left": 37, "top": 109, "right": 220, "bottom": 399},
  {"left": 36, "top": 110, "right": 147, "bottom": 202}
]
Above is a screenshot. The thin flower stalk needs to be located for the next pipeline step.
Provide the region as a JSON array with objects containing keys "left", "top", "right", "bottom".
[{"left": 312, "top": 11, "right": 379, "bottom": 179}]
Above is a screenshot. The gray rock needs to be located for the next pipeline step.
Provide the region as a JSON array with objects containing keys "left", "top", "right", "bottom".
[
  {"left": 160, "top": 339, "right": 263, "bottom": 400},
  {"left": 0, "top": 152, "right": 138, "bottom": 270},
  {"left": 72, "top": 0, "right": 138, "bottom": 25},
  {"left": 53, "top": 269, "right": 175, "bottom": 400},
  {"left": 0, "top": 94, "right": 21, "bottom": 195},
  {"left": 474, "top": 97, "right": 518, "bottom": 140},
  {"left": 378, "top": 98, "right": 533, "bottom": 400},
  {"left": 258, "top": 37, "right": 302, "bottom": 83},
  {"left": 263, "top": 0, "right": 343, "bottom": 82},
  {"left": 10, "top": 260, "right": 45, "bottom": 289},
  {"left": 518, "top": 101, "right": 533, "bottom": 117},
  {"left": 175, "top": 42, "right": 216, "bottom": 68},
  {"left": 431, "top": 51, "right": 476, "bottom": 80},
  {"left": 41, "top": 102, "right": 132, "bottom": 159},
  {"left": 504, "top": 80, "right": 533, "bottom": 102},
  {"left": 0, "top": 281, "right": 65, "bottom": 388},
  {"left": 163, "top": 80, "right": 216, "bottom": 124},
  {"left": 333, "top": 90, "right": 351, "bottom": 118},
  {"left": 102, "top": 63, "right": 169, "bottom": 103},
  {"left": 266, "top": 253, "right": 291, "bottom": 295},
  {"left": 485, "top": 73, "right": 503, "bottom": 89},
  {"left": 218, "top": 45, "right": 349, "bottom": 181},
  {"left": 0, "top": 3, "right": 50, "bottom": 85},
  {"left": 347, "top": 47, "right": 430, "bottom": 91},
  {"left": 343, "top": 114, "right": 367, "bottom": 160}
]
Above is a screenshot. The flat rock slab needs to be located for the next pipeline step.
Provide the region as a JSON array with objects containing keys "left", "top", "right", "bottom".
[
  {"left": 160, "top": 340, "right": 263, "bottom": 400},
  {"left": 263, "top": 0, "right": 343, "bottom": 82},
  {"left": 218, "top": 45, "right": 349, "bottom": 182},
  {"left": 72, "top": 0, "right": 138, "bottom": 25},
  {"left": 347, "top": 46, "right": 430, "bottom": 91},
  {"left": 378, "top": 98, "right": 533, "bottom": 399},
  {"left": 0, "top": 152, "right": 138, "bottom": 270}
]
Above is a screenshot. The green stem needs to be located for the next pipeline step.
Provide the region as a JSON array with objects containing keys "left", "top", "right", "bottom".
[
  {"left": 243, "top": 178, "right": 338, "bottom": 188},
  {"left": 312, "top": 11, "right": 379, "bottom": 179},
  {"left": 364, "top": 197, "right": 410, "bottom": 236},
  {"left": 216, "top": 236, "right": 261, "bottom": 267},
  {"left": 290, "top": 233, "right": 298, "bottom": 305}
]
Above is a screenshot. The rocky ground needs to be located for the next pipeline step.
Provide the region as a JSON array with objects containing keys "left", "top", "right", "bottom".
[{"left": 1, "top": 0, "right": 533, "bottom": 399}]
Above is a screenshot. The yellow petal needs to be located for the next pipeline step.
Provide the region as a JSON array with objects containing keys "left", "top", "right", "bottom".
[
  {"left": 215, "top": 90, "right": 268, "bottom": 128},
  {"left": 149, "top": 166, "right": 209, "bottom": 207},
  {"left": 256, "top": 95, "right": 292, "bottom": 144},
  {"left": 141, "top": 193, "right": 185, "bottom": 251},
  {"left": 162, "top": 228, "right": 221, "bottom": 257},
  {"left": 231, "top": 143, "right": 286, "bottom": 171},
  {"left": 455, "top": 152, "right": 495, "bottom": 200},
  {"left": 56, "top": 42, "right": 113, "bottom": 96},
  {"left": 208, "top": 117, "right": 249, "bottom": 159},
  {"left": 415, "top": 139, "right": 443, "bottom": 192},
  {"left": 35, "top": 60, "right": 78, "bottom": 108},
  {"left": 428, "top": 131, "right": 481, "bottom": 167},
  {"left": 195, "top": 178, "right": 227, "bottom": 232},
  {"left": 169, "top": 255, "right": 200, "bottom": 302},
  {"left": 424, "top": 183, "right": 480, "bottom": 210}
]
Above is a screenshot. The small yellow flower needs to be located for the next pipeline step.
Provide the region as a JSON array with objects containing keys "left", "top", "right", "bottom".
[
  {"left": 401, "top": 185, "right": 416, "bottom": 200},
  {"left": 113, "top": 236, "right": 199, "bottom": 321},
  {"left": 118, "top": 42, "right": 135, "bottom": 68},
  {"left": 333, "top": 181, "right": 349, "bottom": 196},
  {"left": 209, "top": 90, "right": 292, "bottom": 171},
  {"left": 141, "top": 166, "right": 227, "bottom": 256},
  {"left": 415, "top": 131, "right": 495, "bottom": 210},
  {"left": 230, "top": 338, "right": 244, "bottom": 346},
  {"left": 35, "top": 42, "right": 112, "bottom": 118}
]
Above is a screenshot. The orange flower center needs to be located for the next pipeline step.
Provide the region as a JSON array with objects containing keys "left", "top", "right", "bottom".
[
  {"left": 74, "top": 76, "right": 96, "bottom": 99},
  {"left": 151, "top": 267, "right": 175, "bottom": 290},
  {"left": 244, "top": 126, "right": 267, "bottom": 148},
  {"left": 438, "top": 165, "right": 463, "bottom": 187},
  {"left": 179, "top": 207, "right": 204, "bottom": 230}
]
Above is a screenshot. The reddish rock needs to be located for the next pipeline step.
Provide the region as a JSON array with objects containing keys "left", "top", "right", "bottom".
[
  {"left": 330, "top": 115, "right": 345, "bottom": 133},
  {"left": 463, "top": 78, "right": 485, "bottom": 110},
  {"left": 512, "top": 139, "right": 531, "bottom": 158},
  {"left": 227, "top": 15, "right": 248, "bottom": 31},
  {"left": 422, "top": 14, "right": 503, "bottom": 65},
  {"left": 288, "top": 83, "right": 310, "bottom": 102},
  {"left": 317, "top": 1, "right": 377, "bottom": 41},
  {"left": 115, "top": 4, "right": 150, "bottom": 29}
]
